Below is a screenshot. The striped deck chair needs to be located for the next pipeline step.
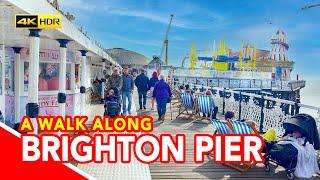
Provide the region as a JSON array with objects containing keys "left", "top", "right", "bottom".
[
  {"left": 210, "top": 119, "right": 232, "bottom": 157},
  {"left": 176, "top": 92, "right": 195, "bottom": 118},
  {"left": 210, "top": 119, "right": 232, "bottom": 134},
  {"left": 225, "top": 120, "right": 260, "bottom": 173},
  {"left": 197, "top": 95, "right": 215, "bottom": 120}
]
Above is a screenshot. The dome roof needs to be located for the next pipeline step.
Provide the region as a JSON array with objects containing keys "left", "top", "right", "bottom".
[{"left": 105, "top": 48, "right": 150, "bottom": 66}]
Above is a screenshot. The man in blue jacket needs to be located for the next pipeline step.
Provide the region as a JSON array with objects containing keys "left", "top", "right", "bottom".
[
  {"left": 135, "top": 69, "right": 149, "bottom": 110},
  {"left": 122, "top": 67, "right": 134, "bottom": 115},
  {"left": 153, "top": 75, "right": 172, "bottom": 121}
]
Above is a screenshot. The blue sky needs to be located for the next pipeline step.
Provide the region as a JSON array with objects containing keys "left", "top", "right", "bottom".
[{"left": 60, "top": 0, "right": 320, "bottom": 79}]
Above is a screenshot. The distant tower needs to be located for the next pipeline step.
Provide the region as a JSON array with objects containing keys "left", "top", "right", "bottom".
[
  {"left": 270, "top": 30, "right": 290, "bottom": 79},
  {"left": 270, "top": 30, "right": 289, "bottom": 61}
]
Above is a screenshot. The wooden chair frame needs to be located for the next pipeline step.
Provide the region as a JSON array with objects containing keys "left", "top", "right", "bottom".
[
  {"left": 176, "top": 93, "right": 196, "bottom": 119},
  {"left": 210, "top": 119, "right": 261, "bottom": 174}
]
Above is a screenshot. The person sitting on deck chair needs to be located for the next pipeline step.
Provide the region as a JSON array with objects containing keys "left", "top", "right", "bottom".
[
  {"left": 185, "top": 84, "right": 194, "bottom": 94},
  {"left": 225, "top": 111, "right": 257, "bottom": 127},
  {"left": 202, "top": 90, "right": 218, "bottom": 119}
]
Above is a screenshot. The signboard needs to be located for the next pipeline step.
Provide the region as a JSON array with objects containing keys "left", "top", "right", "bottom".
[
  {"left": 20, "top": 48, "right": 75, "bottom": 62},
  {"left": 19, "top": 95, "right": 73, "bottom": 118}
]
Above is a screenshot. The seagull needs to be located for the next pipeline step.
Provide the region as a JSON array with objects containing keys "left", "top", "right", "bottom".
[{"left": 302, "top": 3, "right": 320, "bottom": 10}]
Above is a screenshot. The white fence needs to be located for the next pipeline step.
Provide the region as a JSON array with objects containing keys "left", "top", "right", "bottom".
[{"left": 175, "top": 81, "right": 320, "bottom": 137}]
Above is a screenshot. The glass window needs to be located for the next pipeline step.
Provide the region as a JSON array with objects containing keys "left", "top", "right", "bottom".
[
  {"left": 75, "top": 64, "right": 81, "bottom": 89},
  {"left": 5, "top": 60, "right": 14, "bottom": 94},
  {"left": 24, "top": 62, "right": 74, "bottom": 91},
  {"left": 24, "top": 62, "right": 60, "bottom": 91}
]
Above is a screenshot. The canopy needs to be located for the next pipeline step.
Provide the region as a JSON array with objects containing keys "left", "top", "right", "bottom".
[{"left": 283, "top": 114, "right": 320, "bottom": 150}]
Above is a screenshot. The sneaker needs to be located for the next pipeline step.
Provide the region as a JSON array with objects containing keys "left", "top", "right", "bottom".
[
  {"left": 139, "top": 106, "right": 142, "bottom": 110},
  {"left": 143, "top": 106, "right": 146, "bottom": 109},
  {"left": 160, "top": 115, "right": 165, "bottom": 121},
  {"left": 128, "top": 112, "right": 131, "bottom": 115}
]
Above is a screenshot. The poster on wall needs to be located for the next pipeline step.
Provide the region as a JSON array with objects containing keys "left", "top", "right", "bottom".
[{"left": 19, "top": 95, "right": 73, "bottom": 118}]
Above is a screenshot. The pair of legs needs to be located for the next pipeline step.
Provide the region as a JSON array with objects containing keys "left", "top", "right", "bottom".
[
  {"left": 138, "top": 90, "right": 147, "bottom": 109},
  {"left": 156, "top": 98, "right": 168, "bottom": 121},
  {"left": 202, "top": 106, "right": 218, "bottom": 119},
  {"left": 122, "top": 91, "right": 132, "bottom": 115},
  {"left": 151, "top": 98, "right": 155, "bottom": 110},
  {"left": 150, "top": 87, "right": 155, "bottom": 110}
]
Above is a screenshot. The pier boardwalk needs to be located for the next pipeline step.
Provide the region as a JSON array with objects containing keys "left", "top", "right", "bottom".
[{"left": 76, "top": 90, "right": 318, "bottom": 180}]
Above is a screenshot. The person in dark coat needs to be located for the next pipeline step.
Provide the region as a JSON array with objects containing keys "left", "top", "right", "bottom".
[
  {"left": 148, "top": 71, "right": 159, "bottom": 110},
  {"left": 135, "top": 69, "right": 149, "bottom": 110},
  {"left": 153, "top": 75, "right": 172, "bottom": 121}
]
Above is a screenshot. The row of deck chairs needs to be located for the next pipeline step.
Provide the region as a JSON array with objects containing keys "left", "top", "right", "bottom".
[
  {"left": 176, "top": 92, "right": 216, "bottom": 120},
  {"left": 211, "top": 119, "right": 261, "bottom": 173}
]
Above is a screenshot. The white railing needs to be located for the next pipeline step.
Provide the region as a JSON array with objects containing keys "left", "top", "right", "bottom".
[{"left": 174, "top": 81, "right": 320, "bottom": 137}]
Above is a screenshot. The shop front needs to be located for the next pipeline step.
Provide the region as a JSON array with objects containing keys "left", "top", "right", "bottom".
[{"left": 2, "top": 47, "right": 95, "bottom": 126}]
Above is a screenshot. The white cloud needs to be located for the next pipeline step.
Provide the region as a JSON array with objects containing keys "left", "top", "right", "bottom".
[
  {"left": 105, "top": 32, "right": 159, "bottom": 47},
  {"left": 103, "top": 3, "right": 226, "bottom": 30},
  {"left": 59, "top": 0, "right": 95, "bottom": 10}
]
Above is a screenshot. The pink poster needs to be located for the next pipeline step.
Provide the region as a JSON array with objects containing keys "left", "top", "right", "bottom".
[
  {"left": 38, "top": 95, "right": 73, "bottom": 115},
  {"left": 19, "top": 95, "right": 74, "bottom": 117}
]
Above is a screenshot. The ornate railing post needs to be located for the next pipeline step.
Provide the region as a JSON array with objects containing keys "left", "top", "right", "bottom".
[
  {"left": 259, "top": 96, "right": 265, "bottom": 133},
  {"left": 239, "top": 91, "right": 242, "bottom": 119},
  {"left": 222, "top": 88, "right": 226, "bottom": 115},
  {"left": 295, "top": 97, "right": 301, "bottom": 115}
]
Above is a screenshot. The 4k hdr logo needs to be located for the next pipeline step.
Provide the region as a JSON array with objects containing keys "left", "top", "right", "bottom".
[{"left": 15, "top": 14, "right": 61, "bottom": 29}]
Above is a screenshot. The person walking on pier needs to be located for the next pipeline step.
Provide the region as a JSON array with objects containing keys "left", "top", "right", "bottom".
[
  {"left": 135, "top": 69, "right": 149, "bottom": 110},
  {"left": 121, "top": 67, "right": 134, "bottom": 115},
  {"left": 148, "top": 71, "right": 159, "bottom": 110},
  {"left": 153, "top": 75, "right": 172, "bottom": 121},
  {"left": 107, "top": 67, "right": 122, "bottom": 97}
]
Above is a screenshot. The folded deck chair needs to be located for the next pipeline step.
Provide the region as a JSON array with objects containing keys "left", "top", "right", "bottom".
[
  {"left": 197, "top": 95, "right": 217, "bottom": 120},
  {"left": 176, "top": 92, "right": 195, "bottom": 118},
  {"left": 226, "top": 120, "right": 260, "bottom": 173}
]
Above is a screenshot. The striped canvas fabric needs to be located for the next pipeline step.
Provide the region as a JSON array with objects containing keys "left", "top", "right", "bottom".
[
  {"left": 180, "top": 93, "right": 194, "bottom": 109},
  {"left": 197, "top": 95, "right": 213, "bottom": 114},
  {"left": 231, "top": 121, "right": 253, "bottom": 134},
  {"left": 211, "top": 119, "right": 231, "bottom": 134}
]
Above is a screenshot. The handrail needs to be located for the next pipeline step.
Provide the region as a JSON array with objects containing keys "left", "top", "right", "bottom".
[{"left": 174, "top": 80, "right": 320, "bottom": 111}]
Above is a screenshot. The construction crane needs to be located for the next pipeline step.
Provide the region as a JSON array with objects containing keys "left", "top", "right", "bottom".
[{"left": 159, "top": 14, "right": 174, "bottom": 65}]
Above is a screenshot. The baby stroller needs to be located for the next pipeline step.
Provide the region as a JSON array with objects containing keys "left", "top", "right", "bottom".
[
  {"left": 264, "top": 113, "right": 320, "bottom": 179},
  {"left": 103, "top": 87, "right": 121, "bottom": 118}
]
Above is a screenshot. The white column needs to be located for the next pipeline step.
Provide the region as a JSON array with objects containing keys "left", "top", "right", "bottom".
[
  {"left": 27, "top": 29, "right": 41, "bottom": 134},
  {"left": 0, "top": 44, "right": 5, "bottom": 123},
  {"left": 101, "top": 59, "right": 106, "bottom": 102},
  {"left": 79, "top": 50, "right": 87, "bottom": 115},
  {"left": 57, "top": 39, "right": 69, "bottom": 117},
  {"left": 13, "top": 47, "right": 22, "bottom": 124},
  {"left": 70, "top": 60, "right": 76, "bottom": 115}
]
